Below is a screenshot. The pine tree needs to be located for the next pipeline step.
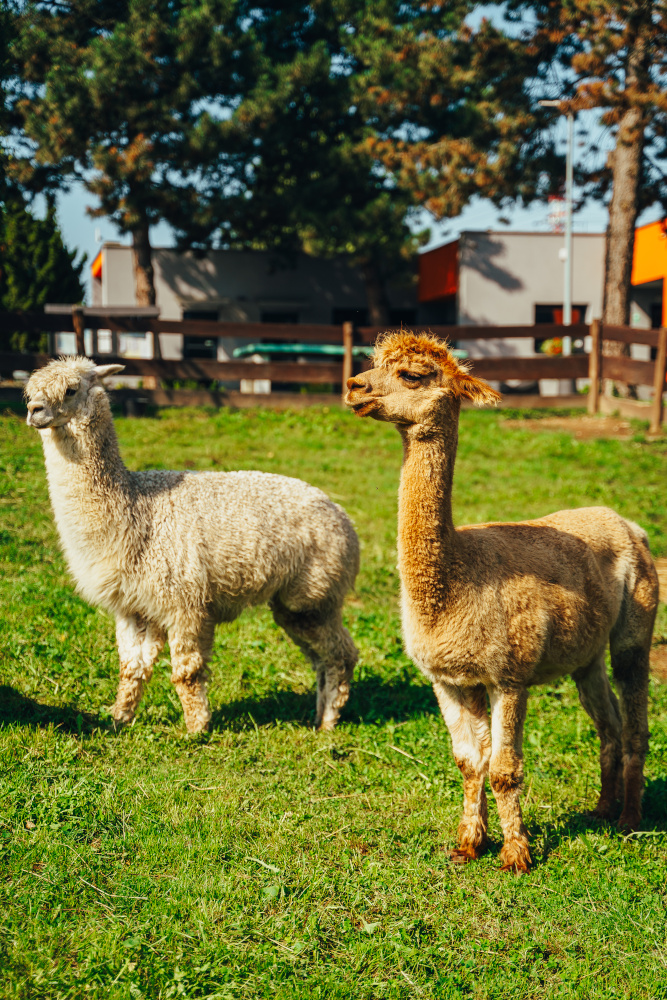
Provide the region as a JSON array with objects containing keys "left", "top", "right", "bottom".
[
  {"left": 7, "top": 0, "right": 246, "bottom": 305},
  {"left": 354, "top": 6, "right": 560, "bottom": 225},
  {"left": 0, "top": 190, "right": 85, "bottom": 351},
  {"left": 213, "top": 24, "right": 427, "bottom": 325},
  {"left": 190, "top": 2, "right": 559, "bottom": 324}
]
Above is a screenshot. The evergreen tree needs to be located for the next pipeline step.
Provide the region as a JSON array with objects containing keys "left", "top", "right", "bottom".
[
  {"left": 189, "top": 1, "right": 559, "bottom": 324},
  {"left": 361, "top": 9, "right": 560, "bottom": 223},
  {"left": 212, "top": 22, "right": 426, "bottom": 325},
  {"left": 0, "top": 190, "right": 85, "bottom": 351},
  {"left": 7, "top": 0, "right": 247, "bottom": 305}
]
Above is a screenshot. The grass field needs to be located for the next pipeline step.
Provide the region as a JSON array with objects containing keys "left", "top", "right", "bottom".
[{"left": 1, "top": 402, "right": 667, "bottom": 1000}]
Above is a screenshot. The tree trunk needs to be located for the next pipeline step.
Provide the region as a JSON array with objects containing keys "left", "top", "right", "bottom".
[
  {"left": 602, "top": 34, "right": 648, "bottom": 398},
  {"left": 131, "top": 219, "right": 156, "bottom": 307},
  {"left": 360, "top": 259, "right": 391, "bottom": 327},
  {"left": 603, "top": 113, "right": 643, "bottom": 327}
]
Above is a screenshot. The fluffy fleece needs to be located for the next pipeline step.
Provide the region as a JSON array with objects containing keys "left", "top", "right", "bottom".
[
  {"left": 347, "top": 331, "right": 659, "bottom": 872},
  {"left": 26, "top": 357, "right": 359, "bottom": 732}
]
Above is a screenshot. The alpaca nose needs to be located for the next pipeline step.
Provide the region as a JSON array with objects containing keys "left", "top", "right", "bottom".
[
  {"left": 346, "top": 375, "right": 369, "bottom": 391},
  {"left": 27, "top": 399, "right": 52, "bottom": 427}
]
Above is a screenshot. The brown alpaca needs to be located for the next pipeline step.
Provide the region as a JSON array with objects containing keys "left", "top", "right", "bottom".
[{"left": 346, "top": 331, "right": 658, "bottom": 873}]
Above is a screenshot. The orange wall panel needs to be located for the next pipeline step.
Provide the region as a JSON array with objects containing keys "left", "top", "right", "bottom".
[
  {"left": 632, "top": 220, "right": 667, "bottom": 286},
  {"left": 91, "top": 251, "right": 103, "bottom": 280},
  {"left": 419, "top": 240, "right": 459, "bottom": 302}
]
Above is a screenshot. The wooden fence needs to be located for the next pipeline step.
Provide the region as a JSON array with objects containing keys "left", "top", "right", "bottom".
[{"left": 0, "top": 308, "right": 665, "bottom": 430}]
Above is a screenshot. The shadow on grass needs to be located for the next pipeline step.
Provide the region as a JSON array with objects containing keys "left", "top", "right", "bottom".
[
  {"left": 530, "top": 777, "right": 667, "bottom": 864},
  {"left": 1, "top": 670, "right": 438, "bottom": 735},
  {"left": 0, "top": 684, "right": 103, "bottom": 735},
  {"left": 211, "top": 671, "right": 438, "bottom": 732}
]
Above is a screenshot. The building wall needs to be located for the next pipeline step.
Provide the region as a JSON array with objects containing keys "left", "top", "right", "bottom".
[
  {"left": 456, "top": 231, "right": 606, "bottom": 358},
  {"left": 92, "top": 244, "right": 418, "bottom": 361}
]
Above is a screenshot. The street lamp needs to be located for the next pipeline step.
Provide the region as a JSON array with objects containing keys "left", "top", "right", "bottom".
[{"left": 540, "top": 99, "right": 574, "bottom": 356}]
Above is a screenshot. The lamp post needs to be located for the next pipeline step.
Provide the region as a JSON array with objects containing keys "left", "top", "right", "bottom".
[{"left": 540, "top": 100, "right": 574, "bottom": 356}]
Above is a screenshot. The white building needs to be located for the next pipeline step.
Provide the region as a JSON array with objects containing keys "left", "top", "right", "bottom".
[{"left": 90, "top": 244, "right": 418, "bottom": 361}]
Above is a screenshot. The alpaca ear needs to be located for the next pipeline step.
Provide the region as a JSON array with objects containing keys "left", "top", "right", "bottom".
[
  {"left": 457, "top": 373, "right": 502, "bottom": 406},
  {"left": 93, "top": 364, "right": 125, "bottom": 380}
]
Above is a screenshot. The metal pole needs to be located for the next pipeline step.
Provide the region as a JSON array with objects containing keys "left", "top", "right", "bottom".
[
  {"left": 538, "top": 100, "right": 575, "bottom": 352},
  {"left": 563, "top": 111, "right": 574, "bottom": 353}
]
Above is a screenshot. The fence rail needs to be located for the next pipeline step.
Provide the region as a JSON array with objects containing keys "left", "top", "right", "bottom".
[
  {"left": 587, "top": 318, "right": 667, "bottom": 434},
  {"left": 1, "top": 310, "right": 665, "bottom": 430}
]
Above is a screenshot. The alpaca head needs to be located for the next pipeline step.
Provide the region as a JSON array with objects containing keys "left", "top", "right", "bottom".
[
  {"left": 25, "top": 357, "right": 125, "bottom": 430},
  {"left": 345, "top": 330, "right": 501, "bottom": 427}
]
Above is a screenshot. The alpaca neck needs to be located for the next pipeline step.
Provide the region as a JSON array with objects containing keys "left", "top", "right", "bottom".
[
  {"left": 397, "top": 412, "right": 459, "bottom": 620},
  {"left": 40, "top": 395, "right": 130, "bottom": 540}
]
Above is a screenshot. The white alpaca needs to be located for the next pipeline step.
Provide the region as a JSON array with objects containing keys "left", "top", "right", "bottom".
[{"left": 26, "top": 357, "right": 359, "bottom": 732}]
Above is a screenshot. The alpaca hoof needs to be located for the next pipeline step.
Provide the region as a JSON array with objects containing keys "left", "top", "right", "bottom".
[
  {"left": 500, "top": 859, "right": 531, "bottom": 874},
  {"left": 499, "top": 840, "right": 531, "bottom": 874},
  {"left": 589, "top": 801, "right": 618, "bottom": 822},
  {"left": 111, "top": 706, "right": 135, "bottom": 728},
  {"left": 316, "top": 715, "right": 338, "bottom": 732},
  {"left": 617, "top": 810, "right": 640, "bottom": 832},
  {"left": 184, "top": 717, "right": 211, "bottom": 734},
  {"left": 450, "top": 845, "right": 482, "bottom": 864}
]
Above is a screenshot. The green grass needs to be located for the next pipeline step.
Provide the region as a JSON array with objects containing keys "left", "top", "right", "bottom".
[{"left": 1, "top": 403, "right": 667, "bottom": 1000}]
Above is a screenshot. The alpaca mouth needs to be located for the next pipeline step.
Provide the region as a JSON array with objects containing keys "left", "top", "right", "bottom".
[
  {"left": 349, "top": 399, "right": 378, "bottom": 416},
  {"left": 27, "top": 410, "right": 55, "bottom": 429},
  {"left": 345, "top": 391, "right": 378, "bottom": 416}
]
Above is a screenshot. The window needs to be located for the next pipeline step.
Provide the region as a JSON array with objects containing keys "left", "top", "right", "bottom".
[
  {"left": 183, "top": 309, "right": 218, "bottom": 359},
  {"left": 332, "top": 307, "right": 368, "bottom": 326},
  {"left": 332, "top": 307, "right": 416, "bottom": 327},
  {"left": 534, "top": 304, "right": 587, "bottom": 325},
  {"left": 534, "top": 304, "right": 587, "bottom": 354},
  {"left": 389, "top": 308, "right": 417, "bottom": 327},
  {"left": 261, "top": 310, "right": 299, "bottom": 324},
  {"left": 650, "top": 302, "right": 662, "bottom": 329}
]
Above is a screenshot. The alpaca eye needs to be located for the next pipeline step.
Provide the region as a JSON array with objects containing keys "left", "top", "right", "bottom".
[
  {"left": 400, "top": 372, "right": 422, "bottom": 383},
  {"left": 65, "top": 387, "right": 77, "bottom": 397}
]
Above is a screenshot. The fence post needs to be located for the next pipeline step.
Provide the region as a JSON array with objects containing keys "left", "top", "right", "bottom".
[
  {"left": 649, "top": 326, "right": 667, "bottom": 435},
  {"left": 587, "top": 318, "right": 602, "bottom": 415},
  {"left": 342, "top": 321, "right": 353, "bottom": 399},
  {"left": 72, "top": 306, "right": 85, "bottom": 355}
]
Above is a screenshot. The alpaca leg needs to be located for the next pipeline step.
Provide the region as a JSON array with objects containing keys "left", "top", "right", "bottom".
[
  {"left": 433, "top": 682, "right": 491, "bottom": 861},
  {"left": 487, "top": 686, "right": 531, "bottom": 873},
  {"left": 270, "top": 599, "right": 358, "bottom": 731},
  {"left": 169, "top": 620, "right": 215, "bottom": 733},
  {"left": 609, "top": 551, "right": 658, "bottom": 830},
  {"left": 113, "top": 616, "right": 166, "bottom": 725},
  {"left": 573, "top": 652, "right": 622, "bottom": 819},
  {"left": 610, "top": 642, "right": 650, "bottom": 831}
]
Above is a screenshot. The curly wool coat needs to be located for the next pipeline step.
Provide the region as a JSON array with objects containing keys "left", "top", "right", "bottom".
[{"left": 26, "top": 357, "right": 359, "bottom": 732}]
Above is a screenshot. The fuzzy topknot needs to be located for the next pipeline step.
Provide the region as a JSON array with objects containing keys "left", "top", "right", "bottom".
[
  {"left": 25, "top": 356, "right": 97, "bottom": 400},
  {"left": 373, "top": 330, "right": 470, "bottom": 375},
  {"left": 372, "top": 329, "right": 501, "bottom": 406}
]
